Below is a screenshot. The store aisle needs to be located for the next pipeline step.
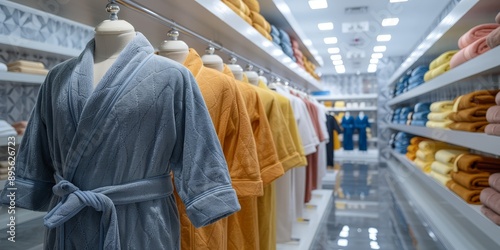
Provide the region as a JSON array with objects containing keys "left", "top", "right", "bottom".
[{"left": 310, "top": 162, "right": 402, "bottom": 250}]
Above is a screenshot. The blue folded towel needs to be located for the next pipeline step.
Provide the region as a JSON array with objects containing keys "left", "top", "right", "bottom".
[
  {"left": 410, "top": 119, "right": 428, "bottom": 126},
  {"left": 411, "top": 65, "right": 429, "bottom": 77},
  {"left": 414, "top": 103, "right": 431, "bottom": 113},
  {"left": 412, "top": 111, "right": 431, "bottom": 120},
  {"left": 408, "top": 74, "right": 425, "bottom": 86},
  {"left": 271, "top": 25, "right": 280, "bottom": 37},
  {"left": 279, "top": 29, "right": 291, "bottom": 44}
]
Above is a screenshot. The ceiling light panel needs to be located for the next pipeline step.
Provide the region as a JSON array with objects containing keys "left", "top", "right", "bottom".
[
  {"left": 377, "top": 34, "right": 392, "bottom": 41},
  {"left": 335, "top": 65, "right": 346, "bottom": 74},
  {"left": 370, "top": 58, "right": 379, "bottom": 64},
  {"left": 308, "top": 0, "right": 328, "bottom": 9},
  {"left": 373, "top": 46, "right": 387, "bottom": 52},
  {"left": 332, "top": 60, "right": 343, "bottom": 65},
  {"left": 382, "top": 18, "right": 399, "bottom": 26},
  {"left": 328, "top": 47, "right": 340, "bottom": 54},
  {"left": 371, "top": 53, "right": 384, "bottom": 59},
  {"left": 324, "top": 37, "right": 338, "bottom": 44},
  {"left": 318, "top": 22, "right": 334, "bottom": 30},
  {"left": 330, "top": 54, "right": 342, "bottom": 60}
]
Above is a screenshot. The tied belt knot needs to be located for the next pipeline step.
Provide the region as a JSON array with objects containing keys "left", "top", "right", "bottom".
[{"left": 44, "top": 174, "right": 173, "bottom": 250}]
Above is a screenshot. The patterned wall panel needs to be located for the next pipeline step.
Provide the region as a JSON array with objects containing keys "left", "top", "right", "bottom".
[{"left": 0, "top": 82, "right": 39, "bottom": 123}]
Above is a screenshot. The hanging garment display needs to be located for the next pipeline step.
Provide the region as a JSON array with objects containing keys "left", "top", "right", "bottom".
[
  {"left": 354, "top": 115, "right": 370, "bottom": 151},
  {"left": 326, "top": 114, "right": 342, "bottom": 166},
  {"left": 341, "top": 115, "right": 355, "bottom": 150}
]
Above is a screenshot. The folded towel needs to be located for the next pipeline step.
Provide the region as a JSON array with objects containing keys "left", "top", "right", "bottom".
[
  {"left": 0, "top": 161, "right": 8, "bottom": 168},
  {"left": 454, "top": 90, "right": 499, "bottom": 111},
  {"left": 488, "top": 173, "right": 500, "bottom": 192},
  {"left": 486, "top": 106, "right": 500, "bottom": 123},
  {"left": 253, "top": 23, "right": 272, "bottom": 41},
  {"left": 411, "top": 65, "right": 429, "bottom": 77},
  {"left": 8, "top": 65, "right": 49, "bottom": 75},
  {"left": 430, "top": 101, "right": 454, "bottom": 112},
  {"left": 448, "top": 105, "right": 492, "bottom": 122},
  {"left": 430, "top": 50, "right": 459, "bottom": 70},
  {"left": 426, "top": 120, "right": 453, "bottom": 128},
  {"left": 424, "top": 70, "right": 433, "bottom": 82},
  {"left": 0, "top": 168, "right": 8, "bottom": 174},
  {"left": 430, "top": 171, "right": 451, "bottom": 186},
  {"left": 427, "top": 111, "right": 453, "bottom": 121},
  {"left": 485, "top": 123, "right": 500, "bottom": 136},
  {"left": 0, "top": 174, "right": 8, "bottom": 180},
  {"left": 407, "top": 144, "right": 419, "bottom": 153},
  {"left": 12, "top": 121, "right": 27, "bottom": 135},
  {"left": 451, "top": 171, "right": 490, "bottom": 190},
  {"left": 414, "top": 102, "right": 431, "bottom": 113},
  {"left": 408, "top": 74, "right": 425, "bottom": 86},
  {"left": 497, "top": 92, "right": 500, "bottom": 106},
  {"left": 7, "top": 60, "right": 45, "bottom": 69},
  {"left": 410, "top": 136, "right": 428, "bottom": 145},
  {"left": 446, "top": 180, "right": 481, "bottom": 204},
  {"left": 0, "top": 62, "right": 6, "bottom": 72},
  {"left": 449, "top": 121, "right": 489, "bottom": 132},
  {"left": 435, "top": 149, "right": 469, "bottom": 164},
  {"left": 458, "top": 23, "right": 500, "bottom": 49},
  {"left": 450, "top": 37, "right": 491, "bottom": 68},
  {"left": 270, "top": 25, "right": 279, "bottom": 37},
  {"left": 406, "top": 152, "right": 416, "bottom": 161},
  {"left": 412, "top": 111, "right": 431, "bottom": 120},
  {"left": 242, "top": 0, "right": 260, "bottom": 12},
  {"left": 418, "top": 140, "right": 464, "bottom": 152},
  {"left": 250, "top": 11, "right": 270, "bottom": 32},
  {"left": 279, "top": 29, "right": 291, "bottom": 44},
  {"left": 486, "top": 26, "right": 500, "bottom": 49},
  {"left": 431, "top": 161, "right": 453, "bottom": 175},
  {"left": 455, "top": 153, "right": 500, "bottom": 173},
  {"left": 416, "top": 149, "right": 435, "bottom": 162},
  {"left": 414, "top": 158, "right": 432, "bottom": 173},
  {"left": 430, "top": 62, "right": 451, "bottom": 80},
  {"left": 222, "top": 0, "right": 252, "bottom": 24},
  {"left": 480, "top": 205, "right": 500, "bottom": 226},
  {"left": 411, "top": 119, "right": 428, "bottom": 127}
]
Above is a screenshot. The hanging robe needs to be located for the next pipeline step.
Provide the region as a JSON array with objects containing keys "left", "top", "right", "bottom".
[
  {"left": 354, "top": 115, "right": 371, "bottom": 151},
  {"left": 341, "top": 116, "right": 355, "bottom": 150}
]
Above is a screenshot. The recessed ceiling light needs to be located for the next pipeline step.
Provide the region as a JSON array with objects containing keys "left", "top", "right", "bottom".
[
  {"left": 390, "top": 0, "right": 408, "bottom": 2},
  {"left": 370, "top": 58, "right": 379, "bottom": 64},
  {"left": 318, "top": 22, "right": 334, "bottom": 30},
  {"left": 335, "top": 65, "right": 346, "bottom": 74},
  {"left": 332, "top": 60, "right": 343, "bottom": 65},
  {"left": 367, "top": 64, "right": 377, "bottom": 72},
  {"left": 308, "top": 0, "right": 328, "bottom": 9},
  {"left": 373, "top": 46, "right": 387, "bottom": 52},
  {"left": 330, "top": 54, "right": 342, "bottom": 60},
  {"left": 382, "top": 18, "right": 399, "bottom": 26},
  {"left": 304, "top": 39, "right": 313, "bottom": 46},
  {"left": 328, "top": 47, "right": 340, "bottom": 54},
  {"left": 371, "top": 53, "right": 383, "bottom": 59},
  {"left": 311, "top": 49, "right": 319, "bottom": 55},
  {"left": 324, "top": 37, "right": 338, "bottom": 44},
  {"left": 377, "top": 34, "right": 392, "bottom": 42}
]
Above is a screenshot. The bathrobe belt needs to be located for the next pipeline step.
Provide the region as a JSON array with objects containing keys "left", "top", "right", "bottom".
[{"left": 44, "top": 173, "right": 173, "bottom": 250}]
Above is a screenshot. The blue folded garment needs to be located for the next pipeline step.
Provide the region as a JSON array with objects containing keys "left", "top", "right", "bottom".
[
  {"left": 279, "top": 29, "right": 291, "bottom": 44},
  {"left": 414, "top": 103, "right": 431, "bottom": 113},
  {"left": 271, "top": 25, "right": 280, "bottom": 37},
  {"left": 408, "top": 74, "right": 425, "bottom": 86},
  {"left": 271, "top": 34, "right": 281, "bottom": 45},
  {"left": 411, "top": 65, "right": 429, "bottom": 77},
  {"left": 412, "top": 111, "right": 431, "bottom": 120},
  {"left": 411, "top": 119, "right": 428, "bottom": 126}
]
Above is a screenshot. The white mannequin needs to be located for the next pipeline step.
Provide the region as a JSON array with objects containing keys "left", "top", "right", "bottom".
[
  {"left": 244, "top": 64, "right": 259, "bottom": 85},
  {"left": 258, "top": 70, "right": 268, "bottom": 85},
  {"left": 94, "top": 3, "right": 136, "bottom": 86},
  {"left": 227, "top": 57, "right": 244, "bottom": 81},
  {"left": 158, "top": 29, "right": 189, "bottom": 63},
  {"left": 201, "top": 46, "right": 224, "bottom": 72}
]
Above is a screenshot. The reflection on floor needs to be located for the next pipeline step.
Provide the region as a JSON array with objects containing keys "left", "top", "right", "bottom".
[{"left": 311, "top": 161, "right": 402, "bottom": 250}]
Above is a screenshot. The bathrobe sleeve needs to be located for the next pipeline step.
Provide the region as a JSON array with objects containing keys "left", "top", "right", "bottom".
[
  {"left": 0, "top": 78, "right": 55, "bottom": 211},
  {"left": 169, "top": 68, "right": 240, "bottom": 228}
]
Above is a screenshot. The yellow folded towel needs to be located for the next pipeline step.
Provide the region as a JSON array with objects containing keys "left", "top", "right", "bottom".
[
  {"left": 250, "top": 11, "right": 271, "bottom": 33},
  {"left": 253, "top": 23, "right": 272, "bottom": 41},
  {"left": 243, "top": 0, "right": 260, "bottom": 12},
  {"left": 424, "top": 70, "right": 433, "bottom": 82},
  {"left": 430, "top": 101, "right": 454, "bottom": 112},
  {"left": 430, "top": 62, "right": 451, "bottom": 79},
  {"left": 416, "top": 149, "right": 435, "bottom": 162},
  {"left": 431, "top": 161, "right": 453, "bottom": 175},
  {"left": 335, "top": 101, "right": 345, "bottom": 108},
  {"left": 414, "top": 158, "right": 432, "bottom": 173},
  {"left": 7, "top": 60, "right": 45, "bottom": 69},
  {"left": 222, "top": 0, "right": 252, "bottom": 21},
  {"left": 426, "top": 120, "right": 453, "bottom": 128},
  {"left": 427, "top": 111, "right": 453, "bottom": 121},
  {"left": 435, "top": 149, "right": 469, "bottom": 164},
  {"left": 429, "top": 50, "right": 459, "bottom": 70},
  {"left": 430, "top": 171, "right": 451, "bottom": 186},
  {"left": 8, "top": 66, "right": 49, "bottom": 75},
  {"left": 418, "top": 141, "right": 464, "bottom": 152}
]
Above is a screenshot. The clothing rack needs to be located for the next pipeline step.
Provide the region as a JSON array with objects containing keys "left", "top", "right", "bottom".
[{"left": 116, "top": 0, "right": 306, "bottom": 91}]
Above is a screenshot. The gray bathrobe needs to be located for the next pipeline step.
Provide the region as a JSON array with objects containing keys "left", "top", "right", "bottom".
[{"left": 0, "top": 33, "right": 240, "bottom": 249}]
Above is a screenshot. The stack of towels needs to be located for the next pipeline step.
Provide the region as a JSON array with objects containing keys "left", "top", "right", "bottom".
[
  {"left": 426, "top": 100, "right": 454, "bottom": 128},
  {"left": 291, "top": 38, "right": 304, "bottom": 69},
  {"left": 392, "top": 108, "right": 402, "bottom": 123},
  {"left": 278, "top": 28, "right": 295, "bottom": 61},
  {"left": 303, "top": 56, "right": 319, "bottom": 80},
  {"left": 410, "top": 102, "right": 431, "bottom": 126},
  {"left": 393, "top": 71, "right": 411, "bottom": 97},
  {"left": 424, "top": 50, "right": 458, "bottom": 82},
  {"left": 0, "top": 120, "right": 16, "bottom": 138},
  {"left": 222, "top": 0, "right": 252, "bottom": 25},
  {"left": 394, "top": 132, "right": 413, "bottom": 154},
  {"left": 449, "top": 89, "right": 500, "bottom": 132},
  {"left": 399, "top": 106, "right": 413, "bottom": 125},
  {"left": 222, "top": 0, "right": 273, "bottom": 41},
  {"left": 270, "top": 25, "right": 281, "bottom": 47},
  {"left": 430, "top": 149, "right": 468, "bottom": 186},
  {"left": 407, "top": 65, "right": 429, "bottom": 91},
  {"left": 0, "top": 162, "right": 9, "bottom": 181},
  {"left": 406, "top": 136, "right": 428, "bottom": 161},
  {"left": 481, "top": 173, "right": 500, "bottom": 226},
  {"left": 486, "top": 12, "right": 500, "bottom": 49},
  {"left": 249, "top": 12, "right": 272, "bottom": 41},
  {"left": 450, "top": 22, "right": 500, "bottom": 68},
  {"left": 414, "top": 140, "right": 464, "bottom": 173},
  {"left": 485, "top": 91, "right": 500, "bottom": 136},
  {"left": 447, "top": 153, "right": 500, "bottom": 204},
  {"left": 8, "top": 60, "right": 48, "bottom": 75}
]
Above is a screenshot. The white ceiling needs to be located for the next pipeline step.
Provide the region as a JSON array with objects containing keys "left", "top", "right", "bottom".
[{"left": 269, "top": 0, "right": 452, "bottom": 75}]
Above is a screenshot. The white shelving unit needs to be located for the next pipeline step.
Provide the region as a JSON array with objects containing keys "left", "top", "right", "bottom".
[
  {"left": 0, "top": 72, "right": 46, "bottom": 85},
  {"left": 0, "top": 34, "right": 82, "bottom": 58},
  {"left": 389, "top": 124, "right": 500, "bottom": 155},
  {"left": 314, "top": 94, "right": 378, "bottom": 101},
  {"left": 389, "top": 150, "right": 500, "bottom": 250},
  {"left": 326, "top": 107, "right": 377, "bottom": 112},
  {"left": 335, "top": 149, "right": 379, "bottom": 162}
]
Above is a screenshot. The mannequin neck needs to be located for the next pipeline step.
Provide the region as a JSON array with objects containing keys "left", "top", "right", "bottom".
[
  {"left": 245, "top": 71, "right": 259, "bottom": 85},
  {"left": 228, "top": 64, "right": 243, "bottom": 80},
  {"left": 158, "top": 40, "right": 189, "bottom": 63},
  {"left": 359, "top": 112, "right": 365, "bottom": 118},
  {"left": 202, "top": 54, "right": 224, "bottom": 72},
  {"left": 259, "top": 76, "right": 268, "bottom": 85},
  {"left": 204, "top": 62, "right": 224, "bottom": 72}
]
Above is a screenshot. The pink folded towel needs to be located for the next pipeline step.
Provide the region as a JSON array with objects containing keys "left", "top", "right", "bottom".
[
  {"left": 458, "top": 23, "right": 500, "bottom": 49},
  {"left": 486, "top": 27, "right": 500, "bottom": 49},
  {"left": 450, "top": 37, "right": 491, "bottom": 68},
  {"left": 480, "top": 184, "right": 500, "bottom": 225},
  {"left": 485, "top": 124, "right": 500, "bottom": 136},
  {"left": 481, "top": 205, "right": 500, "bottom": 226},
  {"left": 489, "top": 173, "right": 500, "bottom": 192},
  {"left": 486, "top": 106, "right": 500, "bottom": 123},
  {"left": 497, "top": 92, "right": 500, "bottom": 106}
]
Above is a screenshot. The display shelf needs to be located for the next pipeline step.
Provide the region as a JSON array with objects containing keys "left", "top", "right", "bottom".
[
  {"left": 326, "top": 107, "right": 377, "bottom": 112},
  {"left": 0, "top": 34, "right": 82, "bottom": 59},
  {"left": 320, "top": 170, "right": 338, "bottom": 189},
  {"left": 277, "top": 189, "right": 333, "bottom": 250},
  {"left": 389, "top": 124, "right": 500, "bottom": 155},
  {"left": 0, "top": 72, "right": 46, "bottom": 85},
  {"left": 388, "top": 150, "right": 500, "bottom": 250},
  {"left": 387, "top": 46, "right": 500, "bottom": 106},
  {"left": 314, "top": 93, "right": 378, "bottom": 101},
  {"left": 335, "top": 149, "right": 379, "bottom": 162}
]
